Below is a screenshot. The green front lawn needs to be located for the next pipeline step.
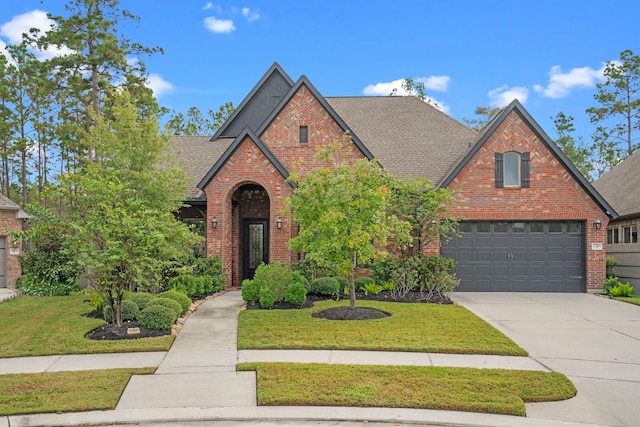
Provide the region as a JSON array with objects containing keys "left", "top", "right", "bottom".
[
  {"left": 238, "top": 299, "right": 527, "bottom": 356},
  {"left": 614, "top": 294, "right": 640, "bottom": 306},
  {"left": 0, "top": 368, "right": 155, "bottom": 416},
  {"left": 0, "top": 294, "right": 174, "bottom": 358},
  {"left": 238, "top": 362, "right": 576, "bottom": 416}
]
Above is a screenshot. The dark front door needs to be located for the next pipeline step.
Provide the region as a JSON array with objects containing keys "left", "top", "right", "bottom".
[{"left": 243, "top": 219, "right": 268, "bottom": 280}]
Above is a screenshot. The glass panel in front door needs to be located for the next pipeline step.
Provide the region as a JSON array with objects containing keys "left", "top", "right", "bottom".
[{"left": 248, "top": 223, "right": 264, "bottom": 269}]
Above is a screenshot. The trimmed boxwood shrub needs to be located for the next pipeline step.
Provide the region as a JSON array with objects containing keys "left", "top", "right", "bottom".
[
  {"left": 354, "top": 276, "right": 375, "bottom": 291},
  {"left": 146, "top": 297, "right": 183, "bottom": 319},
  {"left": 292, "top": 270, "right": 311, "bottom": 291},
  {"left": 158, "top": 289, "right": 191, "bottom": 315},
  {"left": 138, "top": 305, "right": 176, "bottom": 330},
  {"left": 241, "top": 279, "right": 260, "bottom": 302},
  {"left": 168, "top": 274, "right": 198, "bottom": 297},
  {"left": 124, "top": 291, "right": 155, "bottom": 311},
  {"left": 103, "top": 299, "right": 140, "bottom": 323},
  {"left": 310, "top": 277, "right": 340, "bottom": 296},
  {"left": 284, "top": 281, "right": 307, "bottom": 306},
  {"left": 259, "top": 288, "right": 276, "bottom": 309},
  {"left": 334, "top": 276, "right": 349, "bottom": 292},
  {"left": 253, "top": 262, "right": 294, "bottom": 303}
]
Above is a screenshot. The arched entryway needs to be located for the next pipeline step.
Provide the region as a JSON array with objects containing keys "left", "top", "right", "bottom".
[{"left": 232, "top": 184, "right": 270, "bottom": 286}]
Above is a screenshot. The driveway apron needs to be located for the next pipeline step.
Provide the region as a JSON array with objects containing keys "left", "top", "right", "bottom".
[{"left": 451, "top": 292, "right": 640, "bottom": 427}]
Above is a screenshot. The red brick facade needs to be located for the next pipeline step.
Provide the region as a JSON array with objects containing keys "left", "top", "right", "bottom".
[
  {"left": 0, "top": 210, "right": 23, "bottom": 288},
  {"left": 446, "top": 111, "right": 608, "bottom": 290},
  {"left": 200, "top": 74, "right": 610, "bottom": 291}
]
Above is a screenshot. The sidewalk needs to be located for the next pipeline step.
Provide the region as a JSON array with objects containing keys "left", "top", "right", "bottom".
[
  {"left": 0, "top": 288, "right": 16, "bottom": 302},
  {"left": 0, "top": 291, "right": 607, "bottom": 427}
]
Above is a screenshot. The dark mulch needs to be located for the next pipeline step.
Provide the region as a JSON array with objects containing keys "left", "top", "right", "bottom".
[
  {"left": 245, "top": 290, "right": 452, "bottom": 320},
  {"left": 85, "top": 319, "right": 171, "bottom": 340}
]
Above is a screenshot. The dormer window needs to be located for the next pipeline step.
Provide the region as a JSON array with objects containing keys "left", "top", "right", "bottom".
[{"left": 495, "top": 152, "right": 530, "bottom": 188}]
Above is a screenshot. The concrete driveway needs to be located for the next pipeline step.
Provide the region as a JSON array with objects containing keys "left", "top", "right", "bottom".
[{"left": 451, "top": 292, "right": 640, "bottom": 427}]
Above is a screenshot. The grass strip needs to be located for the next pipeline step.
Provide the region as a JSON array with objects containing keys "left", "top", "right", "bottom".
[
  {"left": 0, "top": 368, "right": 155, "bottom": 416},
  {"left": 238, "top": 299, "right": 527, "bottom": 356},
  {"left": 238, "top": 362, "right": 576, "bottom": 417},
  {"left": 614, "top": 295, "right": 640, "bottom": 306},
  {"left": 0, "top": 294, "right": 173, "bottom": 358}
]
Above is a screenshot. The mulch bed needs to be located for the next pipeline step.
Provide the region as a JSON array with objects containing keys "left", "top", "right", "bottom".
[{"left": 85, "top": 319, "right": 171, "bottom": 340}]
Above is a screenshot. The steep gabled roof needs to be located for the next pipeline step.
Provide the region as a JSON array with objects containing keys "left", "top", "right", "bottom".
[
  {"left": 211, "top": 62, "right": 295, "bottom": 140},
  {"left": 593, "top": 149, "right": 640, "bottom": 219},
  {"left": 257, "top": 76, "right": 375, "bottom": 160},
  {"left": 441, "top": 99, "right": 618, "bottom": 218},
  {"left": 0, "top": 193, "right": 20, "bottom": 211},
  {"left": 327, "top": 96, "right": 476, "bottom": 183},
  {"left": 197, "top": 127, "right": 292, "bottom": 191}
]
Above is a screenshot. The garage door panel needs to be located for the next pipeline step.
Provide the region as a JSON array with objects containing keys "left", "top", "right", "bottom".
[{"left": 443, "top": 221, "right": 584, "bottom": 292}]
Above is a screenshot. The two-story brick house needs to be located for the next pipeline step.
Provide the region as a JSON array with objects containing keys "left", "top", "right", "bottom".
[{"left": 173, "top": 63, "right": 617, "bottom": 292}]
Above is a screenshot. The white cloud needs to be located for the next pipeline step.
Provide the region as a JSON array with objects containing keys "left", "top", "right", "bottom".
[
  {"left": 363, "top": 75, "right": 451, "bottom": 97},
  {"left": 204, "top": 16, "right": 235, "bottom": 34},
  {"left": 0, "top": 9, "right": 73, "bottom": 60},
  {"left": 534, "top": 64, "right": 605, "bottom": 99},
  {"left": 203, "top": 3, "right": 222, "bottom": 13},
  {"left": 488, "top": 85, "right": 529, "bottom": 107},
  {"left": 242, "top": 7, "right": 260, "bottom": 22},
  {"left": 146, "top": 73, "right": 174, "bottom": 98}
]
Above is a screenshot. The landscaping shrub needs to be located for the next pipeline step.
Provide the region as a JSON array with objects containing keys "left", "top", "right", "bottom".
[
  {"left": 259, "top": 288, "right": 276, "bottom": 309},
  {"left": 252, "top": 262, "right": 295, "bottom": 303},
  {"left": 603, "top": 277, "right": 622, "bottom": 294},
  {"left": 124, "top": 291, "right": 155, "bottom": 311},
  {"left": 284, "top": 281, "right": 307, "bottom": 306},
  {"left": 363, "top": 282, "right": 384, "bottom": 295},
  {"left": 84, "top": 291, "right": 104, "bottom": 311},
  {"left": 17, "top": 276, "right": 82, "bottom": 297},
  {"left": 391, "top": 261, "right": 419, "bottom": 298},
  {"left": 370, "top": 258, "right": 401, "bottom": 285},
  {"left": 416, "top": 256, "right": 460, "bottom": 298},
  {"left": 293, "top": 258, "right": 336, "bottom": 281},
  {"left": 334, "top": 276, "right": 349, "bottom": 291},
  {"left": 292, "top": 270, "right": 311, "bottom": 291},
  {"left": 310, "top": 276, "right": 340, "bottom": 296},
  {"left": 194, "top": 256, "right": 225, "bottom": 290},
  {"left": 354, "top": 276, "right": 375, "bottom": 291},
  {"left": 158, "top": 289, "right": 191, "bottom": 315},
  {"left": 103, "top": 299, "right": 139, "bottom": 323},
  {"left": 606, "top": 256, "right": 617, "bottom": 278},
  {"left": 610, "top": 282, "right": 635, "bottom": 297},
  {"left": 241, "top": 279, "right": 260, "bottom": 302},
  {"left": 146, "top": 297, "right": 183, "bottom": 319},
  {"left": 138, "top": 305, "right": 176, "bottom": 330},
  {"left": 168, "top": 274, "right": 198, "bottom": 297}
]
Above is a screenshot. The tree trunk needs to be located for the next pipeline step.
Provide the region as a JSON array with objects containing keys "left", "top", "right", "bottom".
[{"left": 349, "top": 251, "right": 357, "bottom": 309}]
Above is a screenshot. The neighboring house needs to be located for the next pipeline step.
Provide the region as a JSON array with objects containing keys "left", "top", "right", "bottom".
[
  {"left": 0, "top": 194, "right": 28, "bottom": 288},
  {"left": 173, "top": 63, "right": 616, "bottom": 292},
  {"left": 593, "top": 150, "right": 640, "bottom": 287}
]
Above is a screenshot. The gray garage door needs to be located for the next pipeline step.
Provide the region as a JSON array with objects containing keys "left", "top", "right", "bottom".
[{"left": 441, "top": 221, "right": 585, "bottom": 292}]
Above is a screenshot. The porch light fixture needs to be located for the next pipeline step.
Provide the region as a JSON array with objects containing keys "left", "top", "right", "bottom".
[
  {"left": 276, "top": 217, "right": 283, "bottom": 229},
  {"left": 593, "top": 218, "right": 601, "bottom": 230},
  {"left": 211, "top": 216, "right": 218, "bottom": 229}
]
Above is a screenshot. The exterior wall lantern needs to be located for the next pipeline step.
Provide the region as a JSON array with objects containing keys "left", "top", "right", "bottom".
[
  {"left": 593, "top": 218, "right": 601, "bottom": 230},
  {"left": 276, "top": 217, "right": 283, "bottom": 229},
  {"left": 211, "top": 216, "right": 218, "bottom": 229}
]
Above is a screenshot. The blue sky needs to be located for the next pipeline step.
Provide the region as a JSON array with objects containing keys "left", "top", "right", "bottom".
[{"left": 0, "top": 0, "right": 638, "bottom": 142}]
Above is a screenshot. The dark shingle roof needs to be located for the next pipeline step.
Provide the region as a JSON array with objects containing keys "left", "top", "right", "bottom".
[
  {"left": 0, "top": 193, "right": 20, "bottom": 210},
  {"left": 171, "top": 136, "right": 233, "bottom": 200},
  {"left": 326, "top": 96, "right": 477, "bottom": 184},
  {"left": 593, "top": 149, "right": 640, "bottom": 218}
]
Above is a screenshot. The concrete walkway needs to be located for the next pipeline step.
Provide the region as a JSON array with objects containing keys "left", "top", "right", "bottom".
[
  {"left": 2, "top": 290, "right": 636, "bottom": 427},
  {"left": 0, "top": 288, "right": 16, "bottom": 302}
]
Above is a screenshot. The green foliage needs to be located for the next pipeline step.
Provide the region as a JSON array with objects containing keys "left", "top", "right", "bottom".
[
  {"left": 552, "top": 112, "right": 594, "bottom": 180},
  {"left": 84, "top": 291, "right": 104, "bottom": 311},
  {"left": 292, "top": 270, "right": 311, "bottom": 291},
  {"left": 288, "top": 134, "right": 411, "bottom": 308},
  {"left": 165, "top": 103, "right": 235, "bottom": 135},
  {"left": 284, "top": 281, "right": 307, "bottom": 306},
  {"left": 354, "top": 276, "right": 375, "bottom": 291},
  {"left": 606, "top": 256, "right": 617, "bottom": 278},
  {"left": 146, "top": 297, "right": 183, "bottom": 319},
  {"left": 586, "top": 49, "right": 640, "bottom": 177},
  {"left": 292, "top": 258, "right": 336, "bottom": 281},
  {"left": 103, "top": 299, "right": 139, "bottom": 323},
  {"left": 17, "top": 276, "right": 82, "bottom": 297},
  {"left": 252, "top": 263, "right": 295, "bottom": 304},
  {"left": 363, "top": 283, "right": 384, "bottom": 295},
  {"left": 463, "top": 106, "right": 502, "bottom": 130},
  {"left": 371, "top": 258, "right": 401, "bottom": 285},
  {"left": 387, "top": 256, "right": 460, "bottom": 299},
  {"left": 333, "top": 276, "right": 349, "bottom": 291},
  {"left": 124, "top": 291, "right": 155, "bottom": 311},
  {"left": 157, "top": 289, "right": 191, "bottom": 315},
  {"left": 381, "top": 281, "right": 395, "bottom": 291},
  {"left": 138, "top": 305, "right": 176, "bottom": 330},
  {"left": 167, "top": 274, "right": 197, "bottom": 296},
  {"left": 310, "top": 276, "right": 340, "bottom": 296},
  {"left": 193, "top": 256, "right": 225, "bottom": 288},
  {"left": 241, "top": 279, "right": 260, "bottom": 302},
  {"left": 603, "top": 277, "right": 622, "bottom": 294},
  {"left": 610, "top": 283, "right": 635, "bottom": 297},
  {"left": 259, "top": 289, "right": 276, "bottom": 309}
]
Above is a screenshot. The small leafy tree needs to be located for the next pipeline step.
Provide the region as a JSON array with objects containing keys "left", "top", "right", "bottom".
[
  {"left": 552, "top": 112, "right": 594, "bottom": 180},
  {"left": 463, "top": 106, "right": 502, "bottom": 130},
  {"left": 287, "top": 134, "right": 411, "bottom": 309}
]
